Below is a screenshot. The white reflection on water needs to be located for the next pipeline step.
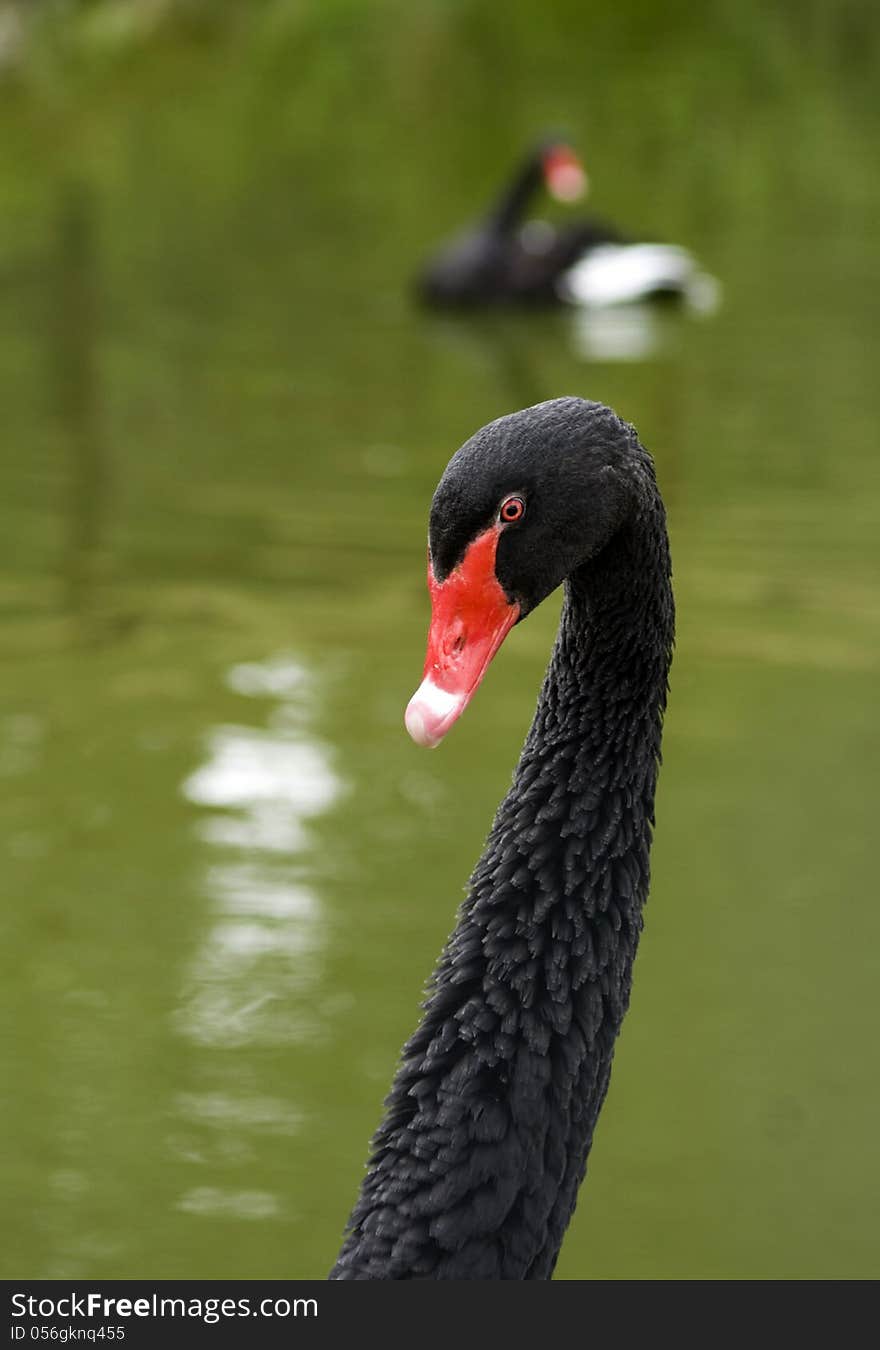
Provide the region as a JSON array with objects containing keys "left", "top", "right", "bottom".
[
  {"left": 176, "top": 1092, "right": 303, "bottom": 1135},
  {"left": 225, "top": 654, "right": 309, "bottom": 700},
  {"left": 177, "top": 1187, "right": 280, "bottom": 1220},
  {"left": 185, "top": 729, "right": 336, "bottom": 853},
  {"left": 178, "top": 654, "right": 341, "bottom": 1048},
  {"left": 206, "top": 862, "right": 317, "bottom": 919},
  {"left": 172, "top": 653, "right": 342, "bottom": 1217},
  {"left": 569, "top": 303, "right": 670, "bottom": 362}
]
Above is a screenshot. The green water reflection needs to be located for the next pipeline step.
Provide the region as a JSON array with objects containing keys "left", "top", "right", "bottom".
[{"left": 0, "top": 2, "right": 878, "bottom": 1280}]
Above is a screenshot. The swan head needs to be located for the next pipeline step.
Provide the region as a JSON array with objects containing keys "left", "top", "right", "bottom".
[{"left": 405, "top": 397, "right": 643, "bottom": 747}]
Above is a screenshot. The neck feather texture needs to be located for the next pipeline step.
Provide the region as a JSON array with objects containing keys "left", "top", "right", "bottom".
[
  {"left": 487, "top": 157, "right": 544, "bottom": 235},
  {"left": 330, "top": 493, "right": 674, "bottom": 1281}
]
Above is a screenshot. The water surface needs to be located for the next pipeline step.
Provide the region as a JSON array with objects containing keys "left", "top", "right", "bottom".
[{"left": 0, "top": 2, "right": 878, "bottom": 1279}]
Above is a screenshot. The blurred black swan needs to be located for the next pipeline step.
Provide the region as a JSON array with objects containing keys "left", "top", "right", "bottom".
[
  {"left": 417, "top": 139, "right": 715, "bottom": 309},
  {"left": 331, "top": 396, "right": 674, "bottom": 1280}
]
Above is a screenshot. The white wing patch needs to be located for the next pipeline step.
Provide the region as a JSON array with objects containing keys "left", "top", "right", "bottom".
[{"left": 558, "top": 242, "right": 719, "bottom": 309}]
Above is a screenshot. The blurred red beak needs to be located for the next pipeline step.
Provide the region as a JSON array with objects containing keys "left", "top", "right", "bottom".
[
  {"left": 405, "top": 526, "right": 519, "bottom": 748},
  {"left": 542, "top": 145, "right": 588, "bottom": 203}
]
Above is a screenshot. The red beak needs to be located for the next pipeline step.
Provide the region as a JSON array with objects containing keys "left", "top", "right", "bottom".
[
  {"left": 542, "top": 145, "right": 588, "bottom": 203},
  {"left": 405, "top": 526, "right": 520, "bottom": 748}
]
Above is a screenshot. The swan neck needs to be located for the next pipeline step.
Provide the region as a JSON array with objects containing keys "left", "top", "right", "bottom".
[
  {"left": 487, "top": 155, "right": 543, "bottom": 234},
  {"left": 527, "top": 507, "right": 674, "bottom": 759}
]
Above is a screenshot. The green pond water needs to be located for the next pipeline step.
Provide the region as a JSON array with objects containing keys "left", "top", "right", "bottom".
[{"left": 1, "top": 2, "right": 878, "bottom": 1280}]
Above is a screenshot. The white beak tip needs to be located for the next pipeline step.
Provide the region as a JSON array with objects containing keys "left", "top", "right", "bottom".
[
  {"left": 404, "top": 679, "right": 464, "bottom": 749},
  {"left": 404, "top": 701, "right": 440, "bottom": 749}
]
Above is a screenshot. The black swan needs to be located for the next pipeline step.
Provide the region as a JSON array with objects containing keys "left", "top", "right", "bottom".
[
  {"left": 417, "top": 139, "right": 715, "bottom": 309},
  {"left": 331, "top": 396, "right": 674, "bottom": 1280}
]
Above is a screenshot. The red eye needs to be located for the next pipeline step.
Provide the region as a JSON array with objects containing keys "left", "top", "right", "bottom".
[{"left": 499, "top": 496, "right": 526, "bottom": 524}]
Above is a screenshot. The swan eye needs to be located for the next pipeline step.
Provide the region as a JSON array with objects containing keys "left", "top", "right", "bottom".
[{"left": 499, "top": 495, "right": 526, "bottom": 524}]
